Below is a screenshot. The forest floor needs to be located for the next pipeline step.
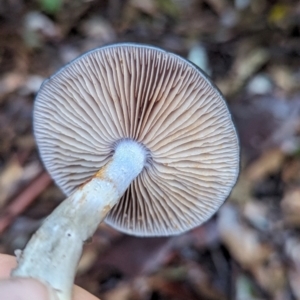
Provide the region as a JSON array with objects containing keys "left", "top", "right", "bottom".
[{"left": 1, "top": 0, "right": 300, "bottom": 299}]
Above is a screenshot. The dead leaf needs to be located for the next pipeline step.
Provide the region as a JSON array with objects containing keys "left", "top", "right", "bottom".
[
  {"left": 281, "top": 188, "right": 300, "bottom": 226},
  {"left": 218, "top": 204, "right": 272, "bottom": 269},
  {"left": 0, "top": 157, "right": 23, "bottom": 208},
  {"left": 246, "top": 148, "right": 285, "bottom": 183}
]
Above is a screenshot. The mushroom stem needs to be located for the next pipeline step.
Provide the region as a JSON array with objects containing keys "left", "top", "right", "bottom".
[{"left": 11, "top": 139, "right": 146, "bottom": 300}]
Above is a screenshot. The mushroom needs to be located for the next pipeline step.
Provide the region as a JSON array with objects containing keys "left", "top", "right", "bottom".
[{"left": 12, "top": 43, "right": 239, "bottom": 300}]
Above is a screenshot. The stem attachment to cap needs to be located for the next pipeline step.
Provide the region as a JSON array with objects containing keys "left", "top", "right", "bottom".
[{"left": 11, "top": 139, "right": 146, "bottom": 300}]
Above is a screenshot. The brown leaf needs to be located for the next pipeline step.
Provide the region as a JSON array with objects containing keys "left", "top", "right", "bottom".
[
  {"left": 218, "top": 204, "right": 272, "bottom": 269},
  {"left": 281, "top": 188, "right": 300, "bottom": 226}
]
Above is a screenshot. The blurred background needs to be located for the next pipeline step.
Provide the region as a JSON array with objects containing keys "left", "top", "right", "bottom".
[{"left": 1, "top": 0, "right": 300, "bottom": 299}]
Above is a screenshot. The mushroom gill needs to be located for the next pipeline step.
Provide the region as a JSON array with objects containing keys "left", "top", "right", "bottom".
[{"left": 34, "top": 43, "right": 239, "bottom": 236}]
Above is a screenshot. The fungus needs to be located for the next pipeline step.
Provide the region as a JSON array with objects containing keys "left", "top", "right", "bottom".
[{"left": 12, "top": 43, "right": 239, "bottom": 300}]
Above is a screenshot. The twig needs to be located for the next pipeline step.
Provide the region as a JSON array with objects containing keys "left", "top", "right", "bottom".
[{"left": 0, "top": 171, "right": 52, "bottom": 234}]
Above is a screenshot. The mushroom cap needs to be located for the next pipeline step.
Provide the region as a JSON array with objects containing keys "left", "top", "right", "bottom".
[{"left": 34, "top": 43, "right": 239, "bottom": 236}]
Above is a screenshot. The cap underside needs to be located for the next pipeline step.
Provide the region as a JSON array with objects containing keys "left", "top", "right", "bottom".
[{"left": 34, "top": 43, "right": 239, "bottom": 236}]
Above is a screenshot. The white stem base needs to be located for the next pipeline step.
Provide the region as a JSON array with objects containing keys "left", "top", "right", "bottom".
[{"left": 11, "top": 140, "right": 146, "bottom": 300}]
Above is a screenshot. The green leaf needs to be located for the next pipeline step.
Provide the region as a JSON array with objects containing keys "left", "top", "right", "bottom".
[{"left": 39, "top": 0, "right": 62, "bottom": 14}]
